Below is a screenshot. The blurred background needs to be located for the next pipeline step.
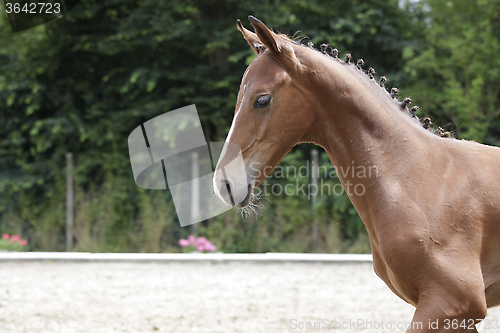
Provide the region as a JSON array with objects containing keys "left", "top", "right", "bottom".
[{"left": 1, "top": 0, "right": 499, "bottom": 253}]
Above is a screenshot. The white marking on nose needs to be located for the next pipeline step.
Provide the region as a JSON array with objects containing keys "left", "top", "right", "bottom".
[
  {"left": 225, "top": 105, "right": 241, "bottom": 143},
  {"left": 213, "top": 83, "right": 248, "bottom": 197},
  {"left": 217, "top": 84, "right": 247, "bottom": 168}
]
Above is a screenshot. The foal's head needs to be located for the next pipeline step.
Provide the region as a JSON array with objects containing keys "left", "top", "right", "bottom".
[{"left": 213, "top": 16, "right": 323, "bottom": 209}]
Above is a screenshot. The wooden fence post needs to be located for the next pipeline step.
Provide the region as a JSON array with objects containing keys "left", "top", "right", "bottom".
[
  {"left": 66, "top": 153, "right": 74, "bottom": 252},
  {"left": 311, "top": 149, "right": 319, "bottom": 251}
]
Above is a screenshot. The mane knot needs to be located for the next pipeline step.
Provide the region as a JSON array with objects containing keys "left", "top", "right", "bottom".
[
  {"left": 390, "top": 88, "right": 398, "bottom": 99},
  {"left": 356, "top": 59, "right": 364, "bottom": 70}
]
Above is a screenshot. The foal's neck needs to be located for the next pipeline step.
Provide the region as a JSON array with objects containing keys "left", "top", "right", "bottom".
[{"left": 298, "top": 50, "right": 434, "bottom": 219}]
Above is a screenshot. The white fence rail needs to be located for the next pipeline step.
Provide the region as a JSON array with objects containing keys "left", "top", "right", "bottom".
[{"left": 0, "top": 252, "right": 372, "bottom": 262}]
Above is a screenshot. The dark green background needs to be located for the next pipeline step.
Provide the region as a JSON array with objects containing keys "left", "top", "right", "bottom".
[{"left": 1, "top": 0, "right": 499, "bottom": 252}]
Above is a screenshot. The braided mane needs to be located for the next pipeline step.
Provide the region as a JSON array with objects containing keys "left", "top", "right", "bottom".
[{"left": 269, "top": 33, "right": 453, "bottom": 139}]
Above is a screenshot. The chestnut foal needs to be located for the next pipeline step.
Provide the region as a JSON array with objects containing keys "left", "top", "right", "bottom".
[{"left": 213, "top": 16, "right": 500, "bottom": 332}]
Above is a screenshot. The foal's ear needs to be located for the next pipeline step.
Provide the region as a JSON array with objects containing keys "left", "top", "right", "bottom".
[
  {"left": 247, "top": 16, "right": 281, "bottom": 56},
  {"left": 238, "top": 16, "right": 300, "bottom": 71},
  {"left": 236, "top": 19, "right": 265, "bottom": 55}
]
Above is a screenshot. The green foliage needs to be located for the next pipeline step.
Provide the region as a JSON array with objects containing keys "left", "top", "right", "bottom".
[
  {"left": 266, "top": 0, "right": 418, "bottom": 82},
  {"left": 402, "top": 0, "right": 500, "bottom": 144},
  {"left": 195, "top": 148, "right": 370, "bottom": 253},
  {"left": 71, "top": 180, "right": 178, "bottom": 253},
  {"left": 0, "top": 0, "right": 431, "bottom": 252},
  {"left": 0, "top": 233, "right": 29, "bottom": 251}
]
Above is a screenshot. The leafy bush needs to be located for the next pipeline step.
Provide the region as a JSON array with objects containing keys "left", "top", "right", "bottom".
[{"left": 0, "top": 233, "right": 28, "bottom": 251}]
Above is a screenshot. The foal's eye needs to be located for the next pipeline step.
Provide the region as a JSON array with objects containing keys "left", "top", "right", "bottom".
[{"left": 254, "top": 95, "right": 272, "bottom": 108}]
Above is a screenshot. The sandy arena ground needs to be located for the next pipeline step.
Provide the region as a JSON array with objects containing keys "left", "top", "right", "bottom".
[{"left": 0, "top": 261, "right": 500, "bottom": 333}]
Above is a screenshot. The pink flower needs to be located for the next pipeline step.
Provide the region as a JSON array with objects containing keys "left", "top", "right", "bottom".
[
  {"left": 205, "top": 240, "right": 216, "bottom": 252},
  {"left": 11, "top": 234, "right": 20, "bottom": 241},
  {"left": 2, "top": 234, "right": 9, "bottom": 240},
  {"left": 20, "top": 240, "right": 27, "bottom": 246},
  {"left": 187, "top": 235, "right": 195, "bottom": 244},
  {"left": 178, "top": 239, "right": 190, "bottom": 247},
  {"left": 195, "top": 237, "right": 207, "bottom": 246},
  {"left": 196, "top": 244, "right": 205, "bottom": 252}
]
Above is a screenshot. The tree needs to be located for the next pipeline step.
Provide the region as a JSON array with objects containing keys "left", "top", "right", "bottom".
[
  {"left": 0, "top": 0, "right": 420, "bottom": 251},
  {"left": 402, "top": 0, "right": 500, "bottom": 144}
]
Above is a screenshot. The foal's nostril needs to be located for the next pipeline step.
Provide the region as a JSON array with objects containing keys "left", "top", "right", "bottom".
[{"left": 220, "top": 180, "right": 236, "bottom": 206}]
